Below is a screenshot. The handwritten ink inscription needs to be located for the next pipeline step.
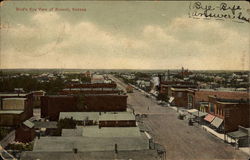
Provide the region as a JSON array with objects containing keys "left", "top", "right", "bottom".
[{"left": 190, "top": 2, "right": 249, "bottom": 23}]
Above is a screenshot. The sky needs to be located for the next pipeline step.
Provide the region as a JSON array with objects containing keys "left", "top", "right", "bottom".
[{"left": 0, "top": 1, "right": 249, "bottom": 70}]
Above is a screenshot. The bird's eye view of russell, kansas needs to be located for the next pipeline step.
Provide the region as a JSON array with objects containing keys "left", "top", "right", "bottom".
[{"left": 0, "top": 1, "right": 250, "bottom": 160}]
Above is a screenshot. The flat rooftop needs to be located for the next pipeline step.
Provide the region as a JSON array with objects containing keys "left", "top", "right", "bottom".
[
  {"left": 33, "top": 136, "right": 149, "bottom": 152},
  {"left": 59, "top": 111, "right": 134, "bottom": 122},
  {"left": 62, "top": 126, "right": 141, "bottom": 138},
  {"left": 2, "top": 97, "right": 27, "bottom": 101},
  {"left": 59, "top": 112, "right": 99, "bottom": 121},
  {"left": 0, "top": 110, "right": 24, "bottom": 114},
  {"left": 20, "top": 150, "right": 159, "bottom": 160},
  {"left": 33, "top": 121, "right": 58, "bottom": 129},
  {"left": 99, "top": 112, "right": 135, "bottom": 121},
  {"left": 82, "top": 126, "right": 141, "bottom": 138},
  {"left": 0, "top": 93, "right": 28, "bottom": 97}
]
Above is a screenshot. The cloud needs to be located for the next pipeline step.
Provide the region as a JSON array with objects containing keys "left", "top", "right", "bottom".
[{"left": 1, "top": 12, "right": 249, "bottom": 70}]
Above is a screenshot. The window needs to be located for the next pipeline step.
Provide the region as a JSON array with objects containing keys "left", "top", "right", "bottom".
[
  {"left": 210, "top": 103, "right": 214, "bottom": 113},
  {"left": 178, "top": 92, "right": 182, "bottom": 97}
]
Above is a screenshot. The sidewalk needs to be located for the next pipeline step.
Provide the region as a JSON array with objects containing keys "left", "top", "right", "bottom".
[
  {"left": 201, "top": 125, "right": 235, "bottom": 143},
  {"left": 239, "top": 147, "right": 250, "bottom": 156}
]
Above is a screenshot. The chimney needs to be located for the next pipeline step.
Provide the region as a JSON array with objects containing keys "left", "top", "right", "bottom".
[{"left": 115, "top": 144, "right": 118, "bottom": 154}]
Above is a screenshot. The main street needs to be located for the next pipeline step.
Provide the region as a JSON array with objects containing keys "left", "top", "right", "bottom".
[{"left": 109, "top": 75, "right": 248, "bottom": 160}]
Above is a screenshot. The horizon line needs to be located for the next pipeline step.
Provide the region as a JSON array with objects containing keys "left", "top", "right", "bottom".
[{"left": 0, "top": 68, "right": 249, "bottom": 72}]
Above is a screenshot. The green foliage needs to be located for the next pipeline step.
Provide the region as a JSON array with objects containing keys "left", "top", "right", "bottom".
[
  {"left": 157, "top": 93, "right": 169, "bottom": 101},
  {"left": 57, "top": 118, "right": 76, "bottom": 129},
  {"left": 0, "top": 128, "right": 12, "bottom": 140},
  {"left": 6, "top": 143, "right": 33, "bottom": 151},
  {"left": 55, "top": 118, "right": 77, "bottom": 136},
  {"left": 0, "top": 75, "right": 65, "bottom": 94}
]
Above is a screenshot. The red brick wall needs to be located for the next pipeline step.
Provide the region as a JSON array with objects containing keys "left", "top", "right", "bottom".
[
  {"left": 41, "top": 96, "right": 78, "bottom": 120},
  {"left": 207, "top": 96, "right": 250, "bottom": 132},
  {"left": 172, "top": 91, "right": 188, "bottom": 108},
  {"left": 223, "top": 103, "right": 249, "bottom": 132},
  {"left": 59, "top": 90, "right": 119, "bottom": 95},
  {"left": 15, "top": 126, "right": 36, "bottom": 143},
  {"left": 41, "top": 95, "right": 127, "bottom": 121},
  {"left": 66, "top": 83, "right": 117, "bottom": 88},
  {"left": 84, "top": 95, "right": 127, "bottom": 111}
]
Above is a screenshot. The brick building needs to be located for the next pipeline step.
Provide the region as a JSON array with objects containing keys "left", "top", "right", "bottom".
[
  {"left": 187, "top": 89, "right": 249, "bottom": 110},
  {"left": 41, "top": 95, "right": 128, "bottom": 120},
  {"left": 99, "top": 112, "right": 136, "bottom": 127},
  {"left": 159, "top": 81, "right": 196, "bottom": 95},
  {"left": 15, "top": 120, "right": 36, "bottom": 143},
  {"left": 158, "top": 81, "right": 197, "bottom": 103},
  {"left": 0, "top": 96, "right": 33, "bottom": 126},
  {"left": 32, "top": 90, "right": 46, "bottom": 108},
  {"left": 0, "top": 93, "right": 33, "bottom": 111},
  {"left": 206, "top": 96, "right": 249, "bottom": 132},
  {"left": 61, "top": 83, "right": 119, "bottom": 95},
  {"left": 65, "top": 83, "right": 117, "bottom": 89},
  {"left": 170, "top": 88, "right": 189, "bottom": 108}
]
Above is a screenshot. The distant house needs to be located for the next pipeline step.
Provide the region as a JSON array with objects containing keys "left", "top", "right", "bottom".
[
  {"left": 91, "top": 75, "right": 105, "bottom": 84},
  {"left": 15, "top": 120, "right": 35, "bottom": 143}
]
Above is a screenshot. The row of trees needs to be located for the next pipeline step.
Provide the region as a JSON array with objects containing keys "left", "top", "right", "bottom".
[
  {"left": 0, "top": 76, "right": 65, "bottom": 94},
  {"left": 0, "top": 73, "right": 91, "bottom": 94}
]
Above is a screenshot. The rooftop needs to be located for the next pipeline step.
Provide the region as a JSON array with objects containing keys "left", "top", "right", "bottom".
[
  {"left": 33, "top": 121, "right": 58, "bottom": 129},
  {"left": 59, "top": 112, "right": 99, "bottom": 121},
  {"left": 99, "top": 112, "right": 135, "bottom": 121},
  {"left": 59, "top": 111, "right": 133, "bottom": 122},
  {"left": 2, "top": 97, "right": 27, "bottom": 101},
  {"left": 33, "top": 136, "right": 149, "bottom": 152},
  {"left": 20, "top": 150, "right": 159, "bottom": 160},
  {"left": 0, "top": 93, "right": 28, "bottom": 97},
  {"left": 82, "top": 126, "right": 141, "bottom": 138},
  {"left": 0, "top": 110, "right": 24, "bottom": 114},
  {"left": 189, "top": 90, "right": 250, "bottom": 102}
]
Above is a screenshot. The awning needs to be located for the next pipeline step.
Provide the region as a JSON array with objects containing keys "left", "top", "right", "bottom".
[
  {"left": 169, "top": 97, "right": 174, "bottom": 103},
  {"left": 227, "top": 130, "right": 248, "bottom": 139},
  {"left": 192, "top": 111, "right": 208, "bottom": 118},
  {"left": 211, "top": 117, "right": 224, "bottom": 128},
  {"left": 204, "top": 114, "right": 215, "bottom": 122},
  {"left": 187, "top": 109, "right": 198, "bottom": 113}
]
